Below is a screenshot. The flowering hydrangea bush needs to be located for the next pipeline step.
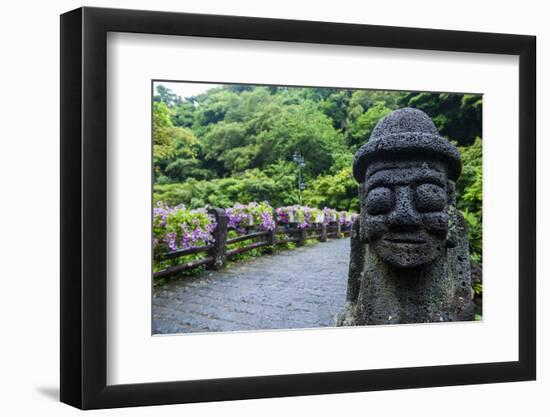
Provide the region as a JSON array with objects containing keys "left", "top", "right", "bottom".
[
  {"left": 153, "top": 202, "right": 216, "bottom": 253},
  {"left": 275, "top": 205, "right": 301, "bottom": 224},
  {"left": 276, "top": 206, "right": 357, "bottom": 229},
  {"left": 305, "top": 207, "right": 324, "bottom": 225},
  {"left": 338, "top": 211, "right": 358, "bottom": 227},
  {"left": 225, "top": 201, "right": 276, "bottom": 233},
  {"left": 277, "top": 205, "right": 325, "bottom": 229},
  {"left": 322, "top": 207, "right": 338, "bottom": 225}
]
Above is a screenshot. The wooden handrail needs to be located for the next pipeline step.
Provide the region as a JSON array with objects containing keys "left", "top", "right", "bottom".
[
  {"left": 160, "top": 244, "right": 213, "bottom": 259},
  {"left": 226, "top": 241, "right": 270, "bottom": 257},
  {"left": 227, "top": 230, "right": 269, "bottom": 244},
  {"left": 153, "top": 256, "right": 215, "bottom": 279}
]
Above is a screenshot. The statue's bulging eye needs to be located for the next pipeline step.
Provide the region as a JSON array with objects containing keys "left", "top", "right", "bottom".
[
  {"left": 365, "top": 187, "right": 394, "bottom": 215},
  {"left": 414, "top": 183, "right": 446, "bottom": 212}
]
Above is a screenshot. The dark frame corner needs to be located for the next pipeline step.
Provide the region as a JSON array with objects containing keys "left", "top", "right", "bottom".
[{"left": 60, "top": 6, "right": 536, "bottom": 410}]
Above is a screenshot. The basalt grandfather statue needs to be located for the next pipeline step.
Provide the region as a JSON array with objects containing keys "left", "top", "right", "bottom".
[{"left": 338, "top": 108, "right": 475, "bottom": 325}]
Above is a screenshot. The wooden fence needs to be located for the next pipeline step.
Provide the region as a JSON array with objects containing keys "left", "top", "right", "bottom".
[{"left": 153, "top": 208, "right": 351, "bottom": 280}]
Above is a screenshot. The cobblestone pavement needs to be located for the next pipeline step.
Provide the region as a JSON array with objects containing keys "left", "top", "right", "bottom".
[{"left": 153, "top": 238, "right": 350, "bottom": 334}]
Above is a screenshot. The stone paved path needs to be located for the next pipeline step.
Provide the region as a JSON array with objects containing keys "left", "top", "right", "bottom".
[{"left": 153, "top": 238, "right": 350, "bottom": 334}]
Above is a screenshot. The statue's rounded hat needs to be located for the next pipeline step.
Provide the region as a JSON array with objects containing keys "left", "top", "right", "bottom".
[{"left": 352, "top": 107, "right": 462, "bottom": 182}]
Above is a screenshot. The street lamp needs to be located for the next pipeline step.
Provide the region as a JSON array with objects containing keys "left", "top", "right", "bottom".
[{"left": 292, "top": 152, "right": 306, "bottom": 203}]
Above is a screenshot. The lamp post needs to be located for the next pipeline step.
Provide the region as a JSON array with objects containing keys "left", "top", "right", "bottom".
[{"left": 293, "top": 152, "right": 306, "bottom": 203}]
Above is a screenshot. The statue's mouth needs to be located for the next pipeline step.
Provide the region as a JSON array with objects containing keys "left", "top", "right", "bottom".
[{"left": 384, "top": 236, "right": 427, "bottom": 245}]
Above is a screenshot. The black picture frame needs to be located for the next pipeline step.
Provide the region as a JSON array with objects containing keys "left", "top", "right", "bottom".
[{"left": 60, "top": 6, "right": 536, "bottom": 410}]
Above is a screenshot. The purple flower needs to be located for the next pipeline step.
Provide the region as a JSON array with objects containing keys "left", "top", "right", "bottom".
[{"left": 164, "top": 232, "right": 177, "bottom": 251}]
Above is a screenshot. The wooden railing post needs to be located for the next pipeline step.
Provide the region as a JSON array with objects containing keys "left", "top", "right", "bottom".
[
  {"left": 342, "top": 224, "right": 350, "bottom": 237},
  {"left": 296, "top": 225, "right": 307, "bottom": 246},
  {"left": 320, "top": 223, "right": 327, "bottom": 242},
  {"left": 335, "top": 222, "right": 342, "bottom": 238},
  {"left": 265, "top": 211, "right": 277, "bottom": 254},
  {"left": 208, "top": 208, "right": 228, "bottom": 270}
]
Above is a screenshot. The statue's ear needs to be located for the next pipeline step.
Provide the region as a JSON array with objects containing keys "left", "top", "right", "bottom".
[
  {"left": 358, "top": 184, "right": 370, "bottom": 244},
  {"left": 446, "top": 213, "right": 458, "bottom": 248},
  {"left": 359, "top": 216, "right": 370, "bottom": 244},
  {"left": 445, "top": 181, "right": 458, "bottom": 248}
]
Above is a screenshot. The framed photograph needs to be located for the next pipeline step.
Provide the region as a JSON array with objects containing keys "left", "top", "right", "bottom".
[{"left": 60, "top": 6, "right": 536, "bottom": 409}]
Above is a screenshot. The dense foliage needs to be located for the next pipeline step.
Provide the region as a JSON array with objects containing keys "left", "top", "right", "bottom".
[
  {"left": 153, "top": 202, "right": 216, "bottom": 252},
  {"left": 153, "top": 83, "right": 482, "bottom": 264},
  {"left": 225, "top": 201, "right": 276, "bottom": 233},
  {"left": 456, "top": 138, "right": 483, "bottom": 264}
]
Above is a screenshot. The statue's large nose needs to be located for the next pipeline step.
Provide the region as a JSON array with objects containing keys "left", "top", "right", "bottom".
[{"left": 387, "top": 187, "right": 421, "bottom": 230}]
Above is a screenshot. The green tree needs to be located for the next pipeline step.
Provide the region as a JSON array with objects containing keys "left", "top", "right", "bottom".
[
  {"left": 456, "top": 137, "right": 482, "bottom": 264},
  {"left": 347, "top": 102, "right": 392, "bottom": 147},
  {"left": 302, "top": 166, "right": 359, "bottom": 211},
  {"left": 154, "top": 167, "right": 298, "bottom": 208},
  {"left": 258, "top": 101, "right": 346, "bottom": 176},
  {"left": 154, "top": 84, "right": 183, "bottom": 107},
  {"left": 153, "top": 101, "right": 205, "bottom": 182},
  {"left": 318, "top": 90, "right": 352, "bottom": 131},
  {"left": 193, "top": 88, "right": 241, "bottom": 130},
  {"left": 349, "top": 89, "right": 404, "bottom": 112},
  {"left": 171, "top": 100, "right": 196, "bottom": 128},
  {"left": 402, "top": 92, "right": 482, "bottom": 146},
  {"left": 153, "top": 101, "right": 176, "bottom": 163},
  {"left": 201, "top": 122, "right": 250, "bottom": 175}
]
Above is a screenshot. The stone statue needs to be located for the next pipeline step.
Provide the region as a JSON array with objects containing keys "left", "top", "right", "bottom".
[{"left": 338, "top": 108, "right": 475, "bottom": 325}]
